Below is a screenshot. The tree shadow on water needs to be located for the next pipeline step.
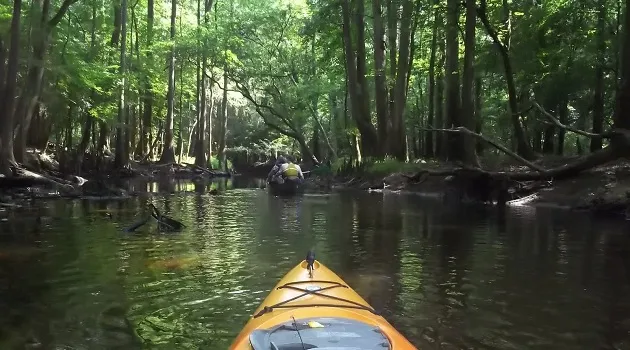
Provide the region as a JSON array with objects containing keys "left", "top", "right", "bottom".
[{"left": 601, "top": 230, "right": 630, "bottom": 349}]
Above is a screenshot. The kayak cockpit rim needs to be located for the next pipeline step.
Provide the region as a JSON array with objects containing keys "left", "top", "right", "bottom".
[{"left": 248, "top": 316, "right": 393, "bottom": 350}]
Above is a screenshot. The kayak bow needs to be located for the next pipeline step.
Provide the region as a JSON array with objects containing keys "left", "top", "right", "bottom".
[{"left": 230, "top": 253, "right": 417, "bottom": 349}]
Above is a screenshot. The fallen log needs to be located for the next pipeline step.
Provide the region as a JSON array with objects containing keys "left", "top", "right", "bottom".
[
  {"left": 183, "top": 162, "right": 212, "bottom": 174},
  {"left": 423, "top": 127, "right": 546, "bottom": 172},
  {"left": 183, "top": 163, "right": 232, "bottom": 177},
  {"left": 0, "top": 176, "right": 52, "bottom": 188},
  {"left": 12, "top": 168, "right": 77, "bottom": 192},
  {"left": 420, "top": 127, "right": 622, "bottom": 181}
]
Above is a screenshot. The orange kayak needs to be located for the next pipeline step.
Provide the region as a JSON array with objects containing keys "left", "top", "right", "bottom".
[{"left": 230, "top": 253, "right": 417, "bottom": 349}]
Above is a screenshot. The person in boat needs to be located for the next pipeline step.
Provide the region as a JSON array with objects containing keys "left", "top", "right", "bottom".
[
  {"left": 267, "top": 155, "right": 304, "bottom": 185},
  {"left": 266, "top": 156, "right": 287, "bottom": 184}
]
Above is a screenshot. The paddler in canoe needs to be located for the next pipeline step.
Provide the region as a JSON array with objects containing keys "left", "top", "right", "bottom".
[
  {"left": 266, "top": 156, "right": 305, "bottom": 195},
  {"left": 230, "top": 251, "right": 417, "bottom": 349}
]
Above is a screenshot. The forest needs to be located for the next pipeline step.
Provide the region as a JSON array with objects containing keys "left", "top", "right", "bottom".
[{"left": 0, "top": 0, "right": 629, "bottom": 193}]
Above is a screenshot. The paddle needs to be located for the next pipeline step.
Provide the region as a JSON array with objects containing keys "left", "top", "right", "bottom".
[
  {"left": 122, "top": 203, "right": 185, "bottom": 232},
  {"left": 123, "top": 216, "right": 151, "bottom": 233},
  {"left": 150, "top": 203, "right": 185, "bottom": 231}
]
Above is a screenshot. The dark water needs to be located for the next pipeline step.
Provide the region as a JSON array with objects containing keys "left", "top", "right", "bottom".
[{"left": 1, "top": 178, "right": 630, "bottom": 349}]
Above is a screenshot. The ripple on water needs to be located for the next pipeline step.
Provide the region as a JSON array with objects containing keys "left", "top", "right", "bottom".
[{"left": 1, "top": 189, "right": 630, "bottom": 349}]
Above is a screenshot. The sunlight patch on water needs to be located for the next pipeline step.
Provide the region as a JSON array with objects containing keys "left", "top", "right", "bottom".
[{"left": 0, "top": 187, "right": 629, "bottom": 349}]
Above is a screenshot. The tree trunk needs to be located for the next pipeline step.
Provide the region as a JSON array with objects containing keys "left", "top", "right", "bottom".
[
  {"left": 329, "top": 93, "right": 339, "bottom": 156},
  {"left": 556, "top": 100, "right": 568, "bottom": 155},
  {"left": 341, "top": 0, "right": 379, "bottom": 158},
  {"left": 177, "top": 59, "right": 184, "bottom": 162},
  {"left": 14, "top": 0, "right": 49, "bottom": 163},
  {"left": 355, "top": 0, "right": 378, "bottom": 157},
  {"left": 141, "top": 0, "right": 154, "bottom": 158},
  {"left": 27, "top": 104, "right": 51, "bottom": 150},
  {"left": 435, "top": 34, "right": 445, "bottom": 159},
  {"left": 64, "top": 104, "right": 74, "bottom": 151},
  {"left": 390, "top": 0, "right": 413, "bottom": 160},
  {"left": 461, "top": 0, "right": 480, "bottom": 166},
  {"left": 542, "top": 107, "right": 555, "bottom": 154},
  {"left": 94, "top": 0, "right": 122, "bottom": 163},
  {"left": 194, "top": 0, "right": 207, "bottom": 167},
  {"left": 576, "top": 109, "right": 587, "bottom": 155},
  {"left": 611, "top": 0, "right": 630, "bottom": 130},
  {"left": 474, "top": 76, "right": 484, "bottom": 154},
  {"left": 425, "top": 0, "right": 440, "bottom": 158},
  {"left": 0, "top": 40, "right": 5, "bottom": 95},
  {"left": 372, "top": 0, "right": 388, "bottom": 152},
  {"left": 478, "top": 0, "right": 535, "bottom": 160},
  {"left": 15, "top": 0, "right": 76, "bottom": 163},
  {"left": 129, "top": 4, "right": 138, "bottom": 160},
  {"left": 159, "top": 0, "right": 177, "bottom": 164},
  {"left": 114, "top": 0, "right": 129, "bottom": 168},
  {"left": 0, "top": 0, "right": 22, "bottom": 175},
  {"left": 149, "top": 120, "right": 163, "bottom": 159},
  {"left": 75, "top": 110, "right": 92, "bottom": 174},
  {"left": 206, "top": 89, "right": 214, "bottom": 163},
  {"left": 591, "top": 0, "right": 606, "bottom": 151},
  {"left": 218, "top": 70, "right": 228, "bottom": 170},
  {"left": 386, "top": 0, "right": 397, "bottom": 131},
  {"left": 445, "top": 0, "right": 461, "bottom": 161}
]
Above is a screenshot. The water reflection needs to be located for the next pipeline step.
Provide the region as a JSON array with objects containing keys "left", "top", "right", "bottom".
[
  {"left": 121, "top": 176, "right": 265, "bottom": 195},
  {"left": 0, "top": 186, "right": 629, "bottom": 349}
]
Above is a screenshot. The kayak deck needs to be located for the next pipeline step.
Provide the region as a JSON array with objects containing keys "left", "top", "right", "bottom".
[
  {"left": 249, "top": 316, "right": 391, "bottom": 349},
  {"left": 230, "top": 258, "right": 417, "bottom": 349}
]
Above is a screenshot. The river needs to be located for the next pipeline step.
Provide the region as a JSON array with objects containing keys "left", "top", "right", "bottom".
[{"left": 0, "top": 177, "right": 629, "bottom": 349}]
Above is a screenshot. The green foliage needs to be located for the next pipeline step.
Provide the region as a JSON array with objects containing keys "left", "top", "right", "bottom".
[
  {"left": 209, "top": 155, "right": 232, "bottom": 170},
  {"left": 4, "top": 0, "right": 622, "bottom": 172}
]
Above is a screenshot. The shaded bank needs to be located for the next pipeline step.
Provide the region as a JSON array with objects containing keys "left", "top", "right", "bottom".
[
  {"left": 0, "top": 149, "right": 232, "bottom": 204},
  {"left": 302, "top": 157, "right": 630, "bottom": 219},
  {"left": 5, "top": 148, "right": 630, "bottom": 220}
]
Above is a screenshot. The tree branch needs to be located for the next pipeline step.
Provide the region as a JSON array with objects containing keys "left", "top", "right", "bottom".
[
  {"left": 476, "top": 1, "right": 504, "bottom": 53},
  {"left": 232, "top": 76, "right": 301, "bottom": 135},
  {"left": 48, "top": 0, "right": 80, "bottom": 28},
  {"left": 421, "top": 126, "right": 624, "bottom": 182},
  {"left": 203, "top": 70, "right": 240, "bottom": 93},
  {"left": 532, "top": 100, "right": 605, "bottom": 138},
  {"left": 231, "top": 77, "right": 300, "bottom": 138},
  {"left": 287, "top": 76, "right": 337, "bottom": 159},
  {"left": 423, "top": 127, "right": 546, "bottom": 172}
]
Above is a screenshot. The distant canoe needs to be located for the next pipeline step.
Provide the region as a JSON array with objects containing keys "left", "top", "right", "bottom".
[{"left": 267, "top": 180, "right": 303, "bottom": 196}]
